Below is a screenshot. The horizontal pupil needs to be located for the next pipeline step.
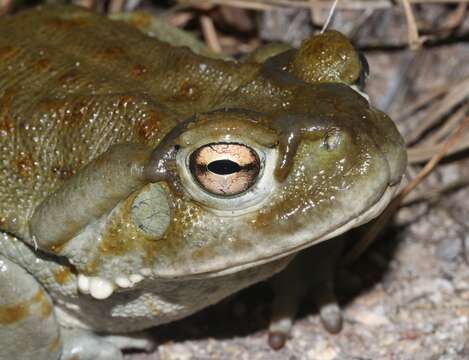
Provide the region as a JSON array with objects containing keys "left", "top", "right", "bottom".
[{"left": 207, "top": 159, "right": 241, "bottom": 175}]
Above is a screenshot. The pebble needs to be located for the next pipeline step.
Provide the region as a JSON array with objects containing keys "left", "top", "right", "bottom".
[
  {"left": 435, "top": 237, "right": 462, "bottom": 262},
  {"left": 158, "top": 344, "right": 193, "bottom": 360},
  {"left": 306, "top": 339, "right": 339, "bottom": 360},
  {"left": 347, "top": 306, "right": 391, "bottom": 326}
]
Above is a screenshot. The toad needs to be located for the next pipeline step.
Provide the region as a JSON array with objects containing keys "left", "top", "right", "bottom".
[{"left": 0, "top": 5, "right": 406, "bottom": 359}]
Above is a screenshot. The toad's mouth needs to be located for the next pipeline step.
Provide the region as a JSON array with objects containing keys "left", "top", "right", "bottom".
[{"left": 179, "top": 179, "right": 402, "bottom": 279}]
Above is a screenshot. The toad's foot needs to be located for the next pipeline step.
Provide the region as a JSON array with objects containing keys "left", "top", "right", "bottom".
[{"left": 268, "top": 237, "right": 344, "bottom": 350}]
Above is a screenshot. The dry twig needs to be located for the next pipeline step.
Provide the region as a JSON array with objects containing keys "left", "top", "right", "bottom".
[
  {"left": 72, "top": 0, "right": 96, "bottom": 10},
  {"left": 407, "top": 130, "right": 469, "bottom": 163},
  {"left": 200, "top": 15, "right": 222, "bottom": 53},
  {"left": 0, "top": 0, "right": 13, "bottom": 16},
  {"left": 406, "top": 77, "right": 469, "bottom": 145},
  {"left": 421, "top": 104, "right": 469, "bottom": 146},
  {"left": 441, "top": 3, "right": 468, "bottom": 31},
  {"left": 178, "top": 0, "right": 469, "bottom": 11},
  {"left": 400, "top": 0, "right": 423, "bottom": 49},
  {"left": 407, "top": 105, "right": 469, "bottom": 163},
  {"left": 396, "top": 86, "right": 449, "bottom": 122},
  {"left": 108, "top": 0, "right": 125, "bottom": 14},
  {"left": 403, "top": 179, "right": 469, "bottom": 205},
  {"left": 320, "top": 0, "right": 339, "bottom": 32}
]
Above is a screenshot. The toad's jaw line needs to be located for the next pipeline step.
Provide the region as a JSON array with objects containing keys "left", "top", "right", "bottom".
[{"left": 172, "top": 179, "right": 401, "bottom": 279}]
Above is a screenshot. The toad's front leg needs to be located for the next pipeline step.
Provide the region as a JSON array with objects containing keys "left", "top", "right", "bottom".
[
  {"left": 0, "top": 254, "right": 61, "bottom": 360},
  {"left": 28, "top": 143, "right": 153, "bottom": 253},
  {"left": 0, "top": 233, "right": 156, "bottom": 360}
]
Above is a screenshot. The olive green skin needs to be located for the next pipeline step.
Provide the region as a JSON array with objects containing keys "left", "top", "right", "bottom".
[{"left": 0, "top": 5, "right": 406, "bottom": 358}]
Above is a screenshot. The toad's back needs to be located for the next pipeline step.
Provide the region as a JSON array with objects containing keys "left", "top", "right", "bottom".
[{"left": 0, "top": 5, "right": 258, "bottom": 235}]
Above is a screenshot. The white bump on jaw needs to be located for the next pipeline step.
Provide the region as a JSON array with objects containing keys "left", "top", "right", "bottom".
[
  {"left": 129, "top": 274, "right": 144, "bottom": 284},
  {"left": 114, "top": 272, "right": 148, "bottom": 289},
  {"left": 0, "top": 260, "right": 7, "bottom": 272},
  {"left": 89, "top": 277, "right": 115, "bottom": 300},
  {"left": 77, "top": 274, "right": 90, "bottom": 294},
  {"left": 115, "top": 276, "right": 133, "bottom": 288}
]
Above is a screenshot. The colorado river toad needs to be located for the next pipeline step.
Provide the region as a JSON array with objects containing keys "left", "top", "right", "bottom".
[{"left": 0, "top": 5, "right": 406, "bottom": 359}]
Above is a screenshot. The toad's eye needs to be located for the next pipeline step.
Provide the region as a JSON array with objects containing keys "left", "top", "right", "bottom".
[{"left": 189, "top": 143, "right": 260, "bottom": 196}]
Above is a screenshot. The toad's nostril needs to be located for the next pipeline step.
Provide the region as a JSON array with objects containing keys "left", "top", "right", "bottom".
[{"left": 323, "top": 129, "right": 341, "bottom": 151}]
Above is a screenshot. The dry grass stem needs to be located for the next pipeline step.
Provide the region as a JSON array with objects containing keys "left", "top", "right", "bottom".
[
  {"left": 406, "top": 77, "right": 469, "bottom": 145},
  {"left": 400, "top": 0, "right": 423, "bottom": 49},
  {"left": 309, "top": 0, "right": 322, "bottom": 25},
  {"left": 320, "top": 0, "right": 339, "bottom": 32},
  {"left": 343, "top": 117, "right": 469, "bottom": 264},
  {"left": 179, "top": 0, "right": 273, "bottom": 10},
  {"left": 422, "top": 104, "right": 469, "bottom": 145},
  {"left": 407, "top": 104, "right": 469, "bottom": 164},
  {"left": 396, "top": 116, "right": 467, "bottom": 203},
  {"left": 200, "top": 15, "right": 222, "bottom": 53},
  {"left": 72, "top": 0, "right": 96, "bottom": 10},
  {"left": 402, "top": 179, "right": 469, "bottom": 205},
  {"left": 178, "top": 0, "right": 469, "bottom": 12},
  {"left": 442, "top": 3, "right": 468, "bottom": 30},
  {"left": 397, "top": 86, "right": 449, "bottom": 122},
  {"left": 167, "top": 12, "right": 194, "bottom": 27},
  {"left": 108, "top": 0, "right": 125, "bottom": 13},
  {"left": 407, "top": 130, "right": 469, "bottom": 163},
  {"left": 0, "top": 0, "right": 12, "bottom": 15}
]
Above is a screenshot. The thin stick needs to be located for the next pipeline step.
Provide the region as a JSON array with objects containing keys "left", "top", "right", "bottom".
[
  {"left": 342, "top": 117, "right": 469, "bottom": 264},
  {"left": 200, "top": 15, "right": 222, "bottom": 53},
  {"left": 309, "top": 0, "right": 321, "bottom": 25},
  {"left": 396, "top": 86, "right": 449, "bottom": 122},
  {"left": 321, "top": 0, "right": 339, "bottom": 33},
  {"left": 422, "top": 104, "right": 469, "bottom": 145},
  {"left": 108, "top": 0, "right": 125, "bottom": 14},
  {"left": 72, "top": 0, "right": 96, "bottom": 10},
  {"left": 179, "top": 0, "right": 273, "bottom": 10},
  {"left": 0, "top": 0, "right": 13, "bottom": 15},
  {"left": 178, "top": 0, "right": 469, "bottom": 12},
  {"left": 402, "top": 179, "right": 469, "bottom": 206},
  {"left": 407, "top": 130, "right": 469, "bottom": 163},
  {"left": 400, "top": 0, "right": 423, "bottom": 49},
  {"left": 441, "top": 3, "right": 468, "bottom": 30},
  {"left": 406, "top": 77, "right": 469, "bottom": 144}
]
